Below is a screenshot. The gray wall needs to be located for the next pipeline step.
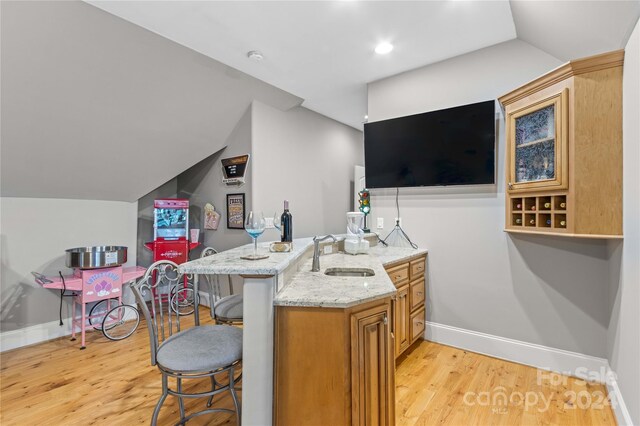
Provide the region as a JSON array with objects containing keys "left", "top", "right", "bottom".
[
  {"left": 251, "top": 101, "right": 364, "bottom": 239},
  {"left": 366, "top": 39, "right": 620, "bottom": 358},
  {"left": 0, "top": 1, "right": 301, "bottom": 202},
  {"left": 176, "top": 107, "right": 254, "bottom": 254},
  {"left": 607, "top": 19, "right": 640, "bottom": 424}
]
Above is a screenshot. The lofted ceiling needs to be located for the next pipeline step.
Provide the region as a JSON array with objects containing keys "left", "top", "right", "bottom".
[{"left": 88, "top": 0, "right": 640, "bottom": 129}]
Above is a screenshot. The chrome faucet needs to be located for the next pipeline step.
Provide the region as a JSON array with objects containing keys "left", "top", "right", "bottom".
[{"left": 312, "top": 235, "right": 337, "bottom": 272}]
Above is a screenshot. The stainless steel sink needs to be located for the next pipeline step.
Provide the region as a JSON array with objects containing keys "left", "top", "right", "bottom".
[{"left": 324, "top": 267, "right": 375, "bottom": 277}]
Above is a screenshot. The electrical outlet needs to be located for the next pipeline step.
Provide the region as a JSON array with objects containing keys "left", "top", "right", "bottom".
[
  {"left": 323, "top": 245, "right": 333, "bottom": 255},
  {"left": 377, "top": 217, "right": 384, "bottom": 229},
  {"left": 395, "top": 217, "right": 402, "bottom": 227},
  {"left": 265, "top": 217, "right": 275, "bottom": 229}
]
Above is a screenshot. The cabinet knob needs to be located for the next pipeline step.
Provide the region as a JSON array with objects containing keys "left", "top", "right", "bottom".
[
  {"left": 383, "top": 314, "right": 388, "bottom": 325},
  {"left": 417, "top": 291, "right": 423, "bottom": 296},
  {"left": 508, "top": 182, "right": 513, "bottom": 189}
]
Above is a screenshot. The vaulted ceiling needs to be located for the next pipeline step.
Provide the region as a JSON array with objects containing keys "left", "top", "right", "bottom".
[{"left": 88, "top": 0, "right": 640, "bottom": 129}]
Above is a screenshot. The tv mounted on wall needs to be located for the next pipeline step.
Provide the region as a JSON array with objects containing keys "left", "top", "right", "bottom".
[{"left": 364, "top": 100, "right": 496, "bottom": 189}]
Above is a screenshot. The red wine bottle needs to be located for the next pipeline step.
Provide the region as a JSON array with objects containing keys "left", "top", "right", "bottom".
[
  {"left": 515, "top": 218, "right": 522, "bottom": 225},
  {"left": 516, "top": 203, "right": 522, "bottom": 209},
  {"left": 546, "top": 219, "right": 552, "bottom": 225},
  {"left": 559, "top": 202, "right": 566, "bottom": 209},
  {"left": 544, "top": 202, "right": 551, "bottom": 209},
  {"left": 280, "top": 200, "right": 293, "bottom": 242},
  {"left": 560, "top": 220, "right": 566, "bottom": 227},
  {"left": 529, "top": 219, "right": 536, "bottom": 225}
]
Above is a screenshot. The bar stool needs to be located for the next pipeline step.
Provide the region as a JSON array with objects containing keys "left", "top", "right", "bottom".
[
  {"left": 131, "top": 260, "right": 242, "bottom": 426},
  {"left": 200, "top": 247, "right": 243, "bottom": 325}
]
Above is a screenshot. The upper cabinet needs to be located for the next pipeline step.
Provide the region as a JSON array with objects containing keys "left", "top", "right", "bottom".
[{"left": 499, "top": 50, "right": 624, "bottom": 238}]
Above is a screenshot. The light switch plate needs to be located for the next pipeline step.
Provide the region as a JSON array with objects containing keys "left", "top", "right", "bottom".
[
  {"left": 377, "top": 217, "right": 384, "bottom": 229},
  {"left": 323, "top": 245, "right": 333, "bottom": 255}
]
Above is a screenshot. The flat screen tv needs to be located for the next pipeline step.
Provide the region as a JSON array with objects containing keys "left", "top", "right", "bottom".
[{"left": 364, "top": 100, "right": 496, "bottom": 188}]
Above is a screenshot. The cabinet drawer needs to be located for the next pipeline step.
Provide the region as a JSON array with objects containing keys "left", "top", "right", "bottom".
[
  {"left": 410, "top": 308, "right": 425, "bottom": 343},
  {"left": 410, "top": 257, "right": 426, "bottom": 279},
  {"left": 410, "top": 279, "right": 425, "bottom": 311},
  {"left": 386, "top": 263, "right": 409, "bottom": 287}
]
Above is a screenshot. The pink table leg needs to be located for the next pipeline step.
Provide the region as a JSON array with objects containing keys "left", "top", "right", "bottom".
[
  {"left": 71, "top": 297, "right": 77, "bottom": 341},
  {"left": 80, "top": 302, "right": 86, "bottom": 350}
]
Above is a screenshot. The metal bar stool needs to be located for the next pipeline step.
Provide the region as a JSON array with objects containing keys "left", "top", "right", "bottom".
[
  {"left": 131, "top": 260, "right": 242, "bottom": 426},
  {"left": 200, "top": 247, "right": 243, "bottom": 325}
]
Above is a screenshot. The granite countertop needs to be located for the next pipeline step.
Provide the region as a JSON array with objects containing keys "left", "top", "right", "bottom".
[
  {"left": 178, "top": 237, "right": 314, "bottom": 275},
  {"left": 274, "top": 245, "right": 428, "bottom": 308}
]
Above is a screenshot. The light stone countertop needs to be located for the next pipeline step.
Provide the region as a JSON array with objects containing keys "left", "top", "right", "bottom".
[
  {"left": 274, "top": 245, "right": 428, "bottom": 308},
  {"left": 179, "top": 237, "right": 315, "bottom": 276}
]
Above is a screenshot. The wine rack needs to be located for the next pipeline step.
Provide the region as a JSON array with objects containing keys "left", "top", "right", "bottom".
[{"left": 509, "top": 195, "right": 568, "bottom": 231}]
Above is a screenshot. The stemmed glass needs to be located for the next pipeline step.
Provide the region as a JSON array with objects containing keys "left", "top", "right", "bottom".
[
  {"left": 242, "top": 211, "right": 269, "bottom": 260},
  {"left": 273, "top": 212, "right": 281, "bottom": 232}
]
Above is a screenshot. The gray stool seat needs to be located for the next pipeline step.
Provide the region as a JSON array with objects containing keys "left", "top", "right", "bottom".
[
  {"left": 157, "top": 325, "right": 242, "bottom": 373},
  {"left": 214, "top": 294, "right": 243, "bottom": 322}
]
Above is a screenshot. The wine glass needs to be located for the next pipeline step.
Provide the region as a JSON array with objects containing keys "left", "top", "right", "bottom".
[
  {"left": 273, "top": 212, "right": 281, "bottom": 231},
  {"left": 243, "top": 211, "right": 268, "bottom": 260}
]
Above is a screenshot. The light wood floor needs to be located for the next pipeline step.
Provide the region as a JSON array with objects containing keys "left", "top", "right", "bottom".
[{"left": 1, "top": 309, "right": 616, "bottom": 425}]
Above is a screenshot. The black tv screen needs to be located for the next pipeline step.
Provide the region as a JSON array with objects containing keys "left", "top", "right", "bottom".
[{"left": 364, "top": 100, "right": 496, "bottom": 188}]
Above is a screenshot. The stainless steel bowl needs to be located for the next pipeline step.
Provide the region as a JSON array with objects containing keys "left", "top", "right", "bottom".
[{"left": 65, "top": 246, "right": 127, "bottom": 269}]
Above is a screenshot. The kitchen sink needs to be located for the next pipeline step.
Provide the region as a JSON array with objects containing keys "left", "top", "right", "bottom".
[{"left": 324, "top": 267, "right": 375, "bottom": 277}]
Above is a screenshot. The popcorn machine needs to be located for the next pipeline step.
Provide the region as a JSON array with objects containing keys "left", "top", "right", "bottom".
[{"left": 144, "top": 199, "right": 199, "bottom": 263}]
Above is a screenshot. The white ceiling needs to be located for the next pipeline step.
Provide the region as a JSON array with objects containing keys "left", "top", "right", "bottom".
[
  {"left": 86, "top": 0, "right": 640, "bottom": 130},
  {"left": 87, "top": 0, "right": 518, "bottom": 129}
]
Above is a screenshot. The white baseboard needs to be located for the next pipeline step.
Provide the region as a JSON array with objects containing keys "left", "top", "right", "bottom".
[
  {"left": 1, "top": 318, "right": 73, "bottom": 352},
  {"left": 425, "top": 321, "right": 632, "bottom": 425},
  {"left": 425, "top": 321, "right": 609, "bottom": 379},
  {"left": 606, "top": 368, "right": 635, "bottom": 426}
]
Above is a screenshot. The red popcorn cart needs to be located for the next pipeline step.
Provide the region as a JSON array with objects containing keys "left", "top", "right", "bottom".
[{"left": 144, "top": 199, "right": 199, "bottom": 263}]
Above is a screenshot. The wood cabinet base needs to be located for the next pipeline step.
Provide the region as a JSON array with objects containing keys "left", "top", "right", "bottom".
[{"left": 275, "top": 298, "right": 394, "bottom": 426}]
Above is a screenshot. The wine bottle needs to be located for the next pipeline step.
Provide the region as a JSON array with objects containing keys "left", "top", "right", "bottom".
[
  {"left": 516, "top": 203, "right": 522, "bottom": 209},
  {"left": 560, "top": 220, "right": 566, "bottom": 227},
  {"left": 529, "top": 219, "right": 536, "bottom": 225},
  {"left": 280, "top": 200, "right": 293, "bottom": 242},
  {"left": 515, "top": 218, "right": 522, "bottom": 225},
  {"left": 531, "top": 206, "right": 536, "bottom": 211},
  {"left": 559, "top": 202, "right": 566, "bottom": 209},
  {"left": 544, "top": 202, "right": 551, "bottom": 209},
  {"left": 546, "top": 219, "right": 552, "bottom": 225}
]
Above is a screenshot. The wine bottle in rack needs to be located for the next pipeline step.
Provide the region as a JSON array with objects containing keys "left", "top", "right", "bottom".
[
  {"left": 546, "top": 219, "right": 552, "bottom": 225},
  {"left": 544, "top": 202, "right": 551, "bottom": 209},
  {"left": 531, "top": 205, "right": 536, "bottom": 211},
  {"left": 560, "top": 220, "right": 566, "bottom": 227},
  {"left": 560, "top": 202, "right": 566, "bottom": 209},
  {"left": 516, "top": 203, "right": 522, "bottom": 209},
  {"left": 280, "top": 200, "right": 293, "bottom": 242},
  {"left": 515, "top": 218, "right": 522, "bottom": 225},
  {"left": 529, "top": 219, "right": 536, "bottom": 225}
]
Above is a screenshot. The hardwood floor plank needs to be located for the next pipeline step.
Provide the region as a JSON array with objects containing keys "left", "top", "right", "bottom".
[{"left": 1, "top": 316, "right": 616, "bottom": 425}]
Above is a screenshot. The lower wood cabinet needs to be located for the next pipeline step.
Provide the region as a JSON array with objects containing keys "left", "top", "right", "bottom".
[
  {"left": 394, "top": 284, "right": 410, "bottom": 357},
  {"left": 386, "top": 255, "right": 427, "bottom": 359},
  {"left": 275, "top": 297, "right": 395, "bottom": 426}
]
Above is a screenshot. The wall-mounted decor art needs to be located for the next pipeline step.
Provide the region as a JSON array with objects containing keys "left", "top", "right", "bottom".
[{"left": 226, "top": 193, "right": 245, "bottom": 229}]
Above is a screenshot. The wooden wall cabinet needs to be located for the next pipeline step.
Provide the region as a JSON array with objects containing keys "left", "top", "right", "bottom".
[
  {"left": 500, "top": 50, "right": 624, "bottom": 238},
  {"left": 275, "top": 298, "right": 394, "bottom": 426},
  {"left": 385, "top": 255, "right": 427, "bottom": 359}
]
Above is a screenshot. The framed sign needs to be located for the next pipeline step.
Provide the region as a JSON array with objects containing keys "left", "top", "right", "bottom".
[
  {"left": 221, "top": 154, "right": 250, "bottom": 186},
  {"left": 226, "top": 193, "right": 245, "bottom": 229}
]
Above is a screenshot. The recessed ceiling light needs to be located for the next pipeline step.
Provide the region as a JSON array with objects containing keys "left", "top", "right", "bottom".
[
  {"left": 247, "top": 50, "right": 264, "bottom": 61},
  {"left": 375, "top": 42, "right": 393, "bottom": 55}
]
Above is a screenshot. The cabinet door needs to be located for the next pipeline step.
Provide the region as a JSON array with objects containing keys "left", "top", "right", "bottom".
[
  {"left": 506, "top": 89, "right": 569, "bottom": 193},
  {"left": 351, "top": 303, "right": 394, "bottom": 426},
  {"left": 394, "top": 284, "right": 410, "bottom": 358}
]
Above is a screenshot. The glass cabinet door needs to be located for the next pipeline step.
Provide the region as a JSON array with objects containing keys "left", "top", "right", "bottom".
[{"left": 508, "top": 90, "right": 568, "bottom": 192}]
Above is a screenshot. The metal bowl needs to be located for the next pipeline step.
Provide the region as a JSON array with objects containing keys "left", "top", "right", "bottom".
[{"left": 65, "top": 246, "right": 127, "bottom": 269}]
